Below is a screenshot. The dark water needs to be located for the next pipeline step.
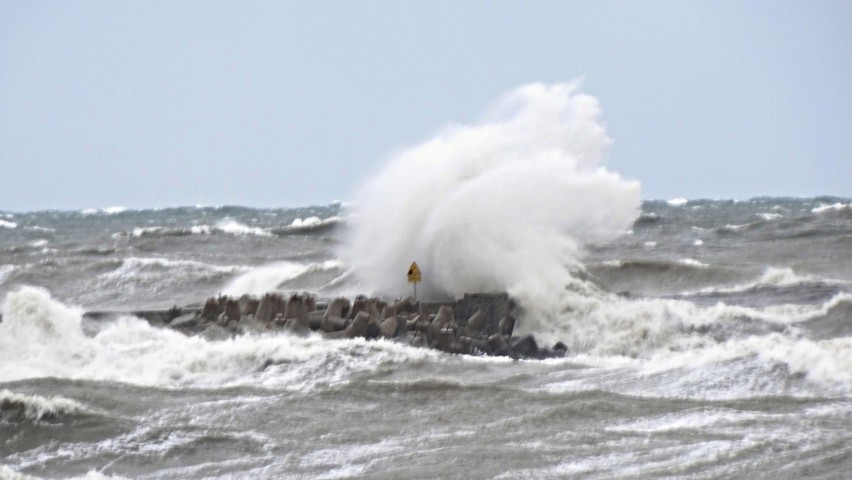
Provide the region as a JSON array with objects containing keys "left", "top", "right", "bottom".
[{"left": 1, "top": 197, "right": 851, "bottom": 479}]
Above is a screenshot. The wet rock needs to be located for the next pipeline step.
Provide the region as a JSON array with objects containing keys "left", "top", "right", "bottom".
[
  {"left": 322, "top": 315, "right": 349, "bottom": 333},
  {"left": 325, "top": 297, "right": 350, "bottom": 320},
  {"left": 348, "top": 295, "right": 368, "bottom": 319},
  {"left": 431, "top": 306, "right": 455, "bottom": 339},
  {"left": 487, "top": 334, "right": 512, "bottom": 357},
  {"left": 238, "top": 294, "right": 259, "bottom": 317},
  {"left": 510, "top": 334, "right": 539, "bottom": 357},
  {"left": 378, "top": 315, "right": 398, "bottom": 338},
  {"left": 169, "top": 312, "right": 200, "bottom": 329},
  {"left": 365, "top": 316, "right": 382, "bottom": 339},
  {"left": 199, "top": 324, "right": 232, "bottom": 341},
  {"left": 553, "top": 341, "right": 568, "bottom": 357},
  {"left": 326, "top": 311, "right": 370, "bottom": 339},
  {"left": 285, "top": 294, "right": 310, "bottom": 328},
  {"left": 238, "top": 314, "right": 266, "bottom": 334},
  {"left": 307, "top": 310, "right": 325, "bottom": 330},
  {"left": 255, "top": 293, "right": 275, "bottom": 323},
  {"left": 498, "top": 315, "right": 516, "bottom": 337},
  {"left": 200, "top": 297, "right": 223, "bottom": 321},
  {"left": 223, "top": 299, "right": 241, "bottom": 322},
  {"left": 465, "top": 309, "right": 486, "bottom": 336},
  {"left": 282, "top": 318, "right": 311, "bottom": 336}
]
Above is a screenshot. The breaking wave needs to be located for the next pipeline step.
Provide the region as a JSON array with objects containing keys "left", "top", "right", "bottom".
[
  {"left": 222, "top": 260, "right": 344, "bottom": 296},
  {"left": 0, "top": 287, "right": 437, "bottom": 390},
  {"left": 343, "top": 82, "right": 640, "bottom": 300},
  {"left": 0, "top": 389, "right": 90, "bottom": 422}
]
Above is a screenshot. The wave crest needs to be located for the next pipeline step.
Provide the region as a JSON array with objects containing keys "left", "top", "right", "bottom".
[{"left": 343, "top": 82, "right": 640, "bottom": 300}]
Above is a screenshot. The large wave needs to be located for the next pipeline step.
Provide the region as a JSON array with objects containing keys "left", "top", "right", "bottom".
[{"left": 341, "top": 82, "right": 641, "bottom": 301}]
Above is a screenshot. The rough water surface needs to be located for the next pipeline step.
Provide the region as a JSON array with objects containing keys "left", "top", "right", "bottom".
[{"left": 1, "top": 197, "right": 851, "bottom": 479}]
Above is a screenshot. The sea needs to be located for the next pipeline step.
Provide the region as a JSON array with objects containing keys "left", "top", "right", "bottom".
[{"left": 1, "top": 197, "right": 851, "bottom": 479}]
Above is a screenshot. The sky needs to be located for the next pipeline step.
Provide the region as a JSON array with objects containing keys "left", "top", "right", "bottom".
[{"left": 1, "top": 1, "right": 850, "bottom": 211}]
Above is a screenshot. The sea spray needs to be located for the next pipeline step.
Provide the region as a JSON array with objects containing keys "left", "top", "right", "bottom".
[
  {"left": 342, "top": 83, "right": 641, "bottom": 303},
  {"left": 0, "top": 287, "right": 438, "bottom": 387}
]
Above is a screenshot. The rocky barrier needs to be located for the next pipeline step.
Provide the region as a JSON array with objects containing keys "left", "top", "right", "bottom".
[{"left": 82, "top": 293, "right": 568, "bottom": 359}]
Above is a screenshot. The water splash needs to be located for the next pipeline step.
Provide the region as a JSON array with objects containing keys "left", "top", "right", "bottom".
[{"left": 342, "top": 82, "right": 640, "bottom": 300}]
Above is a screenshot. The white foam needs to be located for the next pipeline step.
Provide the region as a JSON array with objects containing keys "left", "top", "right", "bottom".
[
  {"left": 678, "top": 258, "right": 709, "bottom": 268},
  {"left": 0, "top": 265, "right": 15, "bottom": 284},
  {"left": 222, "top": 260, "right": 342, "bottom": 296},
  {"left": 0, "top": 466, "right": 38, "bottom": 480},
  {"left": 667, "top": 198, "right": 688, "bottom": 206},
  {"left": 99, "top": 257, "right": 245, "bottom": 283},
  {"left": 757, "top": 212, "right": 783, "bottom": 221},
  {"left": 812, "top": 202, "right": 849, "bottom": 214},
  {"left": 693, "top": 239, "right": 704, "bottom": 246},
  {"left": 0, "top": 287, "right": 439, "bottom": 389},
  {"left": 283, "top": 216, "right": 342, "bottom": 232},
  {"left": 343, "top": 82, "right": 640, "bottom": 299},
  {"left": 291, "top": 216, "right": 322, "bottom": 228},
  {"left": 215, "top": 218, "right": 271, "bottom": 237},
  {"left": 0, "top": 389, "right": 89, "bottom": 421},
  {"left": 102, "top": 206, "right": 127, "bottom": 215},
  {"left": 695, "top": 267, "right": 832, "bottom": 295},
  {"left": 721, "top": 223, "right": 751, "bottom": 231},
  {"left": 28, "top": 239, "right": 49, "bottom": 248},
  {"left": 643, "top": 241, "right": 657, "bottom": 248},
  {"left": 0, "top": 219, "right": 17, "bottom": 229}
]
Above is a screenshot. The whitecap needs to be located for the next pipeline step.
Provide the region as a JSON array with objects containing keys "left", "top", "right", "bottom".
[
  {"left": 98, "top": 257, "right": 245, "bottom": 283},
  {"left": 667, "top": 198, "right": 688, "bottom": 206},
  {"left": 0, "top": 287, "right": 439, "bottom": 389},
  {"left": 102, "top": 206, "right": 128, "bottom": 215},
  {"left": 222, "top": 260, "right": 342, "bottom": 296},
  {"left": 0, "top": 264, "right": 16, "bottom": 284},
  {"left": 812, "top": 202, "right": 849, "bottom": 214},
  {"left": 678, "top": 258, "right": 709, "bottom": 268},
  {"left": 0, "top": 219, "right": 18, "bottom": 229},
  {"left": 215, "top": 218, "right": 271, "bottom": 237},
  {"left": 0, "top": 389, "right": 89, "bottom": 421}
]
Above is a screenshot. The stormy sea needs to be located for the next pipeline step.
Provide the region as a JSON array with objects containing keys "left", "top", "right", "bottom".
[{"left": 2, "top": 86, "right": 851, "bottom": 479}]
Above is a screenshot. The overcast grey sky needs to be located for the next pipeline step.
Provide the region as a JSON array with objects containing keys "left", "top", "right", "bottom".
[{"left": 1, "top": 1, "right": 850, "bottom": 211}]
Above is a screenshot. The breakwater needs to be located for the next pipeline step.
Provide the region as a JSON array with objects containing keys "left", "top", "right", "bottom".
[{"left": 81, "top": 293, "right": 567, "bottom": 359}]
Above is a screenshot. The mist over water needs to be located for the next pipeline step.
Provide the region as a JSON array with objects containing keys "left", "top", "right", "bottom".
[{"left": 342, "top": 83, "right": 641, "bottom": 301}]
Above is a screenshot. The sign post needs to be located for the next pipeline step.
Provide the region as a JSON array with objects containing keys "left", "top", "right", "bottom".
[{"left": 407, "top": 261, "right": 421, "bottom": 300}]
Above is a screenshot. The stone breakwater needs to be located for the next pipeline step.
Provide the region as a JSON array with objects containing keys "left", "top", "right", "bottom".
[{"left": 82, "top": 293, "right": 568, "bottom": 360}]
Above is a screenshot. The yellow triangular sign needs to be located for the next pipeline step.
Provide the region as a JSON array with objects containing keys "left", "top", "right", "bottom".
[{"left": 407, "top": 261, "right": 422, "bottom": 283}]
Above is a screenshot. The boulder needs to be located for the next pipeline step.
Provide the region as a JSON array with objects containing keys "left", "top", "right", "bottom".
[
  {"left": 430, "top": 306, "right": 455, "bottom": 339},
  {"left": 498, "top": 315, "right": 516, "bottom": 337},
  {"left": 378, "top": 316, "right": 398, "bottom": 338},
  {"left": 510, "top": 334, "right": 539, "bottom": 358},
  {"left": 348, "top": 295, "right": 368, "bottom": 319},
  {"left": 255, "top": 293, "right": 275, "bottom": 323},
  {"left": 487, "top": 334, "right": 512, "bottom": 357},
  {"left": 285, "top": 294, "right": 310, "bottom": 328},
  {"left": 199, "top": 324, "right": 232, "bottom": 341},
  {"left": 169, "top": 313, "right": 200, "bottom": 329},
  {"left": 223, "top": 299, "right": 241, "bottom": 322},
  {"left": 325, "top": 297, "right": 350, "bottom": 320},
  {"left": 307, "top": 310, "right": 325, "bottom": 330},
  {"left": 238, "top": 294, "right": 259, "bottom": 317},
  {"left": 465, "top": 309, "right": 486, "bottom": 336},
  {"left": 200, "top": 297, "right": 222, "bottom": 321},
  {"left": 326, "top": 311, "right": 370, "bottom": 339},
  {"left": 321, "top": 315, "right": 349, "bottom": 333}
]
